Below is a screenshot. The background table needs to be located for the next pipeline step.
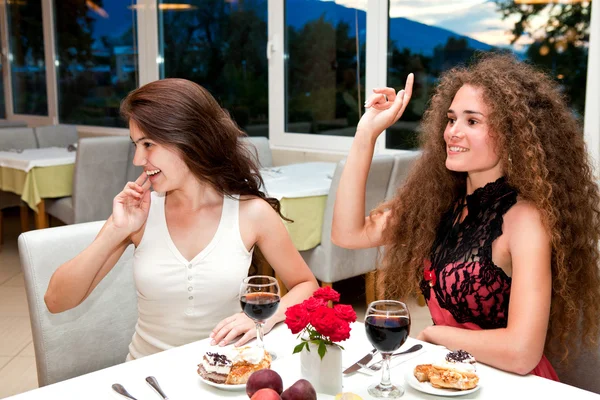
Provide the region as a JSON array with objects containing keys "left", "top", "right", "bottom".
[
  {"left": 261, "top": 162, "right": 336, "bottom": 251},
  {"left": 0, "top": 148, "right": 75, "bottom": 228},
  {"left": 8, "top": 322, "right": 598, "bottom": 399}
]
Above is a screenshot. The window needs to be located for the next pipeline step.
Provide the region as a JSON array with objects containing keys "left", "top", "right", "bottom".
[
  {"left": 284, "top": 0, "right": 367, "bottom": 137},
  {"left": 7, "top": 0, "right": 48, "bottom": 115},
  {"left": 386, "top": 0, "right": 593, "bottom": 150},
  {"left": 158, "top": 0, "right": 269, "bottom": 137},
  {"left": 53, "top": 0, "right": 138, "bottom": 127}
]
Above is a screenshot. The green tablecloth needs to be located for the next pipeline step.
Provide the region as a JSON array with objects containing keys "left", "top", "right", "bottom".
[
  {"left": 280, "top": 195, "right": 328, "bottom": 251},
  {"left": 0, "top": 165, "right": 74, "bottom": 212}
]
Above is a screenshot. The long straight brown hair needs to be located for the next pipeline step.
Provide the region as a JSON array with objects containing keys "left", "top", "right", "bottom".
[{"left": 120, "top": 78, "right": 285, "bottom": 271}]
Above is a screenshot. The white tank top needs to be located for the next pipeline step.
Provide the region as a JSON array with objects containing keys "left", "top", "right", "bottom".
[{"left": 127, "top": 192, "right": 253, "bottom": 360}]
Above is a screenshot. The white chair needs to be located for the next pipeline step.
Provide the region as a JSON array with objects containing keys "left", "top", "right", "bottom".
[
  {"left": 45, "top": 137, "right": 132, "bottom": 225},
  {"left": 34, "top": 125, "right": 78, "bottom": 148},
  {"left": 240, "top": 136, "right": 273, "bottom": 168},
  {"left": 18, "top": 221, "right": 137, "bottom": 386},
  {"left": 385, "top": 151, "right": 421, "bottom": 200},
  {"left": 300, "top": 156, "right": 395, "bottom": 303}
]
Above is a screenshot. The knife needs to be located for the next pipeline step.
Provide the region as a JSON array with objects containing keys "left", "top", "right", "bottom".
[{"left": 343, "top": 349, "right": 377, "bottom": 374}]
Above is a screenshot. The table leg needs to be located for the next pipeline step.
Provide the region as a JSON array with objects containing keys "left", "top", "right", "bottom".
[
  {"left": 35, "top": 200, "right": 49, "bottom": 229},
  {"left": 20, "top": 204, "right": 29, "bottom": 232}
]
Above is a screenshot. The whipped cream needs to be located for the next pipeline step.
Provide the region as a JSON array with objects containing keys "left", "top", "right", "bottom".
[
  {"left": 226, "top": 346, "right": 265, "bottom": 365},
  {"left": 201, "top": 352, "right": 232, "bottom": 374},
  {"left": 433, "top": 360, "right": 476, "bottom": 373},
  {"left": 436, "top": 350, "right": 477, "bottom": 372}
]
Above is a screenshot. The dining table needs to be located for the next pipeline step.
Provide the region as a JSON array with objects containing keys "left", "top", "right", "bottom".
[
  {"left": 8, "top": 322, "right": 598, "bottom": 400},
  {"left": 261, "top": 162, "right": 337, "bottom": 252},
  {"left": 0, "top": 147, "right": 75, "bottom": 229}
]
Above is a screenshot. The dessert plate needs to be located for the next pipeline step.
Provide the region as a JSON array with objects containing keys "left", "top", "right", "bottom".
[
  {"left": 404, "top": 368, "right": 482, "bottom": 397},
  {"left": 198, "top": 375, "right": 246, "bottom": 391}
]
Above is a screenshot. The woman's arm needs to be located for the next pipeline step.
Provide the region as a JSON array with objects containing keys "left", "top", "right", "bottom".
[
  {"left": 331, "top": 75, "right": 414, "bottom": 249},
  {"left": 45, "top": 174, "right": 151, "bottom": 313},
  {"left": 418, "top": 202, "right": 552, "bottom": 375},
  {"left": 210, "top": 198, "right": 319, "bottom": 347},
  {"left": 44, "top": 217, "right": 131, "bottom": 313}
]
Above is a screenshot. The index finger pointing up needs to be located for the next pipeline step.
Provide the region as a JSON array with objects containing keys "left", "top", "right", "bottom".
[{"left": 135, "top": 171, "right": 148, "bottom": 185}]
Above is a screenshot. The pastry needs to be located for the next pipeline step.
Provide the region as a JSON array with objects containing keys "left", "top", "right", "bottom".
[
  {"left": 198, "top": 346, "right": 271, "bottom": 385},
  {"left": 413, "top": 349, "right": 479, "bottom": 390}
]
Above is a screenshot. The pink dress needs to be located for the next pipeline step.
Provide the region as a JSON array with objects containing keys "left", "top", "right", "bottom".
[{"left": 421, "top": 177, "right": 558, "bottom": 381}]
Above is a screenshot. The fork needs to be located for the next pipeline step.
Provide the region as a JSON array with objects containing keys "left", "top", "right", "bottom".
[{"left": 359, "top": 344, "right": 423, "bottom": 371}]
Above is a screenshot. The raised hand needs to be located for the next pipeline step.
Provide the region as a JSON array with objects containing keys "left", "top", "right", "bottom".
[
  {"left": 357, "top": 73, "right": 414, "bottom": 140},
  {"left": 112, "top": 172, "right": 152, "bottom": 234}
]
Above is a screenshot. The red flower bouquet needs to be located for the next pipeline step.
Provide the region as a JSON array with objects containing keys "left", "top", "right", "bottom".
[{"left": 285, "top": 287, "right": 357, "bottom": 359}]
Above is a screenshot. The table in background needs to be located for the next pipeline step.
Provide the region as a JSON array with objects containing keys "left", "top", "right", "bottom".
[
  {"left": 261, "top": 162, "right": 336, "bottom": 251},
  {"left": 0, "top": 147, "right": 75, "bottom": 229},
  {"left": 8, "top": 322, "right": 598, "bottom": 399}
]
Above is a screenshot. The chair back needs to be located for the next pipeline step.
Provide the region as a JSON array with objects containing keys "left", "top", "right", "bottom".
[
  {"left": 0, "top": 120, "right": 27, "bottom": 128},
  {"left": 385, "top": 151, "right": 421, "bottom": 200},
  {"left": 72, "top": 137, "right": 131, "bottom": 223},
  {"left": 34, "top": 125, "right": 78, "bottom": 148},
  {"left": 240, "top": 136, "right": 273, "bottom": 168},
  {"left": 18, "top": 221, "right": 137, "bottom": 386},
  {"left": 0, "top": 127, "right": 38, "bottom": 151},
  {"left": 307, "top": 155, "right": 394, "bottom": 283},
  {"left": 125, "top": 140, "right": 143, "bottom": 183}
]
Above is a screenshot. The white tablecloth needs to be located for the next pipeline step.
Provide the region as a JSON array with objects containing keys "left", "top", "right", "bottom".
[
  {"left": 0, "top": 147, "right": 76, "bottom": 172},
  {"left": 261, "top": 162, "right": 337, "bottom": 199},
  {"left": 8, "top": 322, "right": 599, "bottom": 399}
]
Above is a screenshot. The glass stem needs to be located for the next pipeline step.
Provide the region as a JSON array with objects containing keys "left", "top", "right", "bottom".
[
  {"left": 380, "top": 353, "right": 392, "bottom": 389},
  {"left": 255, "top": 321, "right": 265, "bottom": 349}
]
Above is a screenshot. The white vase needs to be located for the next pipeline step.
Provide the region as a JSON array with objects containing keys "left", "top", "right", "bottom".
[{"left": 300, "top": 342, "right": 343, "bottom": 395}]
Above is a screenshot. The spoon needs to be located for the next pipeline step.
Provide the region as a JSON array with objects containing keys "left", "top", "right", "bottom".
[
  {"left": 359, "top": 344, "right": 423, "bottom": 371},
  {"left": 146, "top": 376, "right": 169, "bottom": 399},
  {"left": 112, "top": 383, "right": 138, "bottom": 400}
]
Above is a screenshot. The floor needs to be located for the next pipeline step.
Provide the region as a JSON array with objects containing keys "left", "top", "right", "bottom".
[{"left": 0, "top": 208, "right": 432, "bottom": 399}]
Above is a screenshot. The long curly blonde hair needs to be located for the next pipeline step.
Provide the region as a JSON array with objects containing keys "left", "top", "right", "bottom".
[{"left": 377, "top": 53, "right": 600, "bottom": 362}]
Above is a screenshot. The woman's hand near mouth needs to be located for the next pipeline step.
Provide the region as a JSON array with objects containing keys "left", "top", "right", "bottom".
[{"left": 112, "top": 172, "right": 152, "bottom": 235}]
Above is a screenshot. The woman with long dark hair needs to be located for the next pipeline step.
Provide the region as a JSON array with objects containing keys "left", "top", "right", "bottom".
[
  {"left": 332, "top": 54, "right": 600, "bottom": 378},
  {"left": 44, "top": 78, "right": 318, "bottom": 360}
]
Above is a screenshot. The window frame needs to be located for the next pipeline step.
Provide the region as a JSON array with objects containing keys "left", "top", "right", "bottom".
[{"left": 0, "top": 0, "right": 596, "bottom": 166}]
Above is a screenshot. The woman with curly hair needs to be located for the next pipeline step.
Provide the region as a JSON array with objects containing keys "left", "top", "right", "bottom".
[{"left": 332, "top": 53, "right": 600, "bottom": 379}]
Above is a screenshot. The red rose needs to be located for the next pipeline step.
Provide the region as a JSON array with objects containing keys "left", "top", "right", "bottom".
[
  {"left": 302, "top": 297, "right": 327, "bottom": 313},
  {"left": 285, "top": 304, "right": 309, "bottom": 334},
  {"left": 311, "top": 307, "right": 343, "bottom": 339},
  {"left": 334, "top": 304, "right": 357, "bottom": 323},
  {"left": 313, "top": 287, "right": 340, "bottom": 302},
  {"left": 329, "top": 321, "right": 351, "bottom": 342}
]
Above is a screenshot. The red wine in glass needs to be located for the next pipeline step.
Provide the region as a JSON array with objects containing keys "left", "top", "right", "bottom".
[
  {"left": 364, "top": 300, "right": 411, "bottom": 398},
  {"left": 365, "top": 315, "right": 410, "bottom": 353},
  {"left": 240, "top": 292, "right": 281, "bottom": 321},
  {"left": 239, "top": 275, "right": 280, "bottom": 359}
]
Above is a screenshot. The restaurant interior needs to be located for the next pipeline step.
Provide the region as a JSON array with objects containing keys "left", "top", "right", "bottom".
[{"left": 0, "top": 0, "right": 599, "bottom": 399}]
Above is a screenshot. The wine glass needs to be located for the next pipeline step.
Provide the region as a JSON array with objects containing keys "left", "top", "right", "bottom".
[
  {"left": 364, "top": 300, "right": 411, "bottom": 398},
  {"left": 239, "top": 275, "right": 280, "bottom": 358}
]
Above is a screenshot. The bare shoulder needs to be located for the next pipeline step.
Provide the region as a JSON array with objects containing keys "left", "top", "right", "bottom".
[
  {"left": 238, "top": 195, "right": 280, "bottom": 226},
  {"left": 503, "top": 199, "right": 549, "bottom": 241}
]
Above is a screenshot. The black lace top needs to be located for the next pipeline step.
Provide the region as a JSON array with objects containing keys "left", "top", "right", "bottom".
[{"left": 420, "top": 177, "right": 518, "bottom": 330}]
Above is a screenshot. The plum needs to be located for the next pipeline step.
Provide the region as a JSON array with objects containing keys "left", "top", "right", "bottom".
[
  {"left": 247, "top": 369, "right": 284, "bottom": 397},
  {"left": 280, "top": 379, "right": 317, "bottom": 400},
  {"left": 250, "top": 388, "right": 281, "bottom": 400}
]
